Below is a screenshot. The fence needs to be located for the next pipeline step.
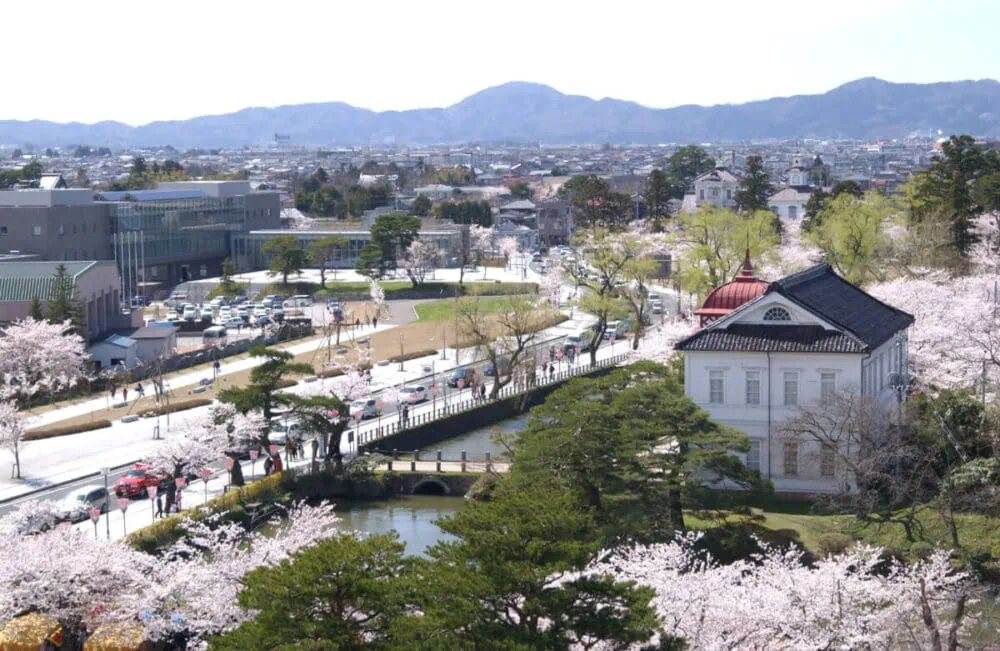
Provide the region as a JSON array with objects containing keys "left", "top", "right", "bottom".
[
  {"left": 375, "top": 448, "right": 507, "bottom": 474},
  {"left": 357, "top": 351, "right": 632, "bottom": 451}
]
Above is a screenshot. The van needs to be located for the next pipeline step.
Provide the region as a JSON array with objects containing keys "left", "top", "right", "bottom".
[
  {"left": 202, "top": 326, "right": 228, "bottom": 341},
  {"left": 283, "top": 295, "right": 313, "bottom": 309},
  {"left": 164, "top": 293, "right": 187, "bottom": 308}
]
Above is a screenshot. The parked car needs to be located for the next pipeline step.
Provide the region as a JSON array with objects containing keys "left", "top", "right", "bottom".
[
  {"left": 165, "top": 311, "right": 180, "bottom": 321},
  {"left": 56, "top": 486, "right": 109, "bottom": 523},
  {"left": 399, "top": 385, "right": 428, "bottom": 404},
  {"left": 271, "top": 307, "right": 285, "bottom": 322},
  {"left": 350, "top": 398, "right": 379, "bottom": 420},
  {"left": 113, "top": 464, "right": 161, "bottom": 498},
  {"left": 564, "top": 331, "right": 591, "bottom": 353},
  {"left": 268, "top": 419, "right": 305, "bottom": 445},
  {"left": 253, "top": 315, "right": 271, "bottom": 328},
  {"left": 223, "top": 317, "right": 244, "bottom": 329},
  {"left": 262, "top": 294, "right": 284, "bottom": 309},
  {"left": 218, "top": 307, "right": 232, "bottom": 320},
  {"left": 237, "top": 307, "right": 250, "bottom": 322},
  {"left": 200, "top": 308, "right": 214, "bottom": 322},
  {"left": 164, "top": 293, "right": 187, "bottom": 308},
  {"left": 283, "top": 295, "right": 313, "bottom": 308},
  {"left": 182, "top": 306, "right": 197, "bottom": 321},
  {"left": 202, "top": 325, "right": 228, "bottom": 341},
  {"left": 447, "top": 367, "right": 476, "bottom": 388},
  {"left": 650, "top": 301, "right": 663, "bottom": 315}
]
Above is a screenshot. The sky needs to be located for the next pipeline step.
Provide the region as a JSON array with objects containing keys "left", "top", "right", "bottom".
[{"left": 4, "top": 0, "right": 998, "bottom": 125}]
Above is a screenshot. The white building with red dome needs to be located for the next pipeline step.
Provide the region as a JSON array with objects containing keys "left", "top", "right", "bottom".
[{"left": 676, "top": 261, "right": 914, "bottom": 495}]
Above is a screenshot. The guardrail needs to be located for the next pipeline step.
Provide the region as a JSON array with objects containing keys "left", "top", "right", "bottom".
[{"left": 352, "top": 351, "right": 632, "bottom": 448}]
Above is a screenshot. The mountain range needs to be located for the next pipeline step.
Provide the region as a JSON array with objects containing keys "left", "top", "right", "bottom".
[{"left": 2, "top": 78, "right": 998, "bottom": 148}]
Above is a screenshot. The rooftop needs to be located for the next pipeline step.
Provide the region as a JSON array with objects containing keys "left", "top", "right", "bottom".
[{"left": 0, "top": 262, "right": 98, "bottom": 302}]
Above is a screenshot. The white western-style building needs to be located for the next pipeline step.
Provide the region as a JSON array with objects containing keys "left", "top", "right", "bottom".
[{"left": 676, "top": 261, "right": 913, "bottom": 495}]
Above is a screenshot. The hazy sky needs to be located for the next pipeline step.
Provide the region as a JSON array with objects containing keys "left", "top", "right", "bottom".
[{"left": 6, "top": 0, "right": 998, "bottom": 125}]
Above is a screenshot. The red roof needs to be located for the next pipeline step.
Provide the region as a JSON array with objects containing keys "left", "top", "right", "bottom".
[{"left": 694, "top": 252, "right": 768, "bottom": 324}]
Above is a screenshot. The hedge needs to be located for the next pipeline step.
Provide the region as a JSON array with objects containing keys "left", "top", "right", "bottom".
[
  {"left": 24, "top": 419, "right": 113, "bottom": 441},
  {"left": 128, "top": 472, "right": 290, "bottom": 553},
  {"left": 206, "top": 282, "right": 250, "bottom": 300},
  {"left": 387, "top": 349, "right": 437, "bottom": 364},
  {"left": 137, "top": 398, "right": 213, "bottom": 418},
  {"left": 255, "top": 280, "right": 538, "bottom": 302}
]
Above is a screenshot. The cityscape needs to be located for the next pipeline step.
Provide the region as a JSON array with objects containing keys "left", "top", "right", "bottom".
[{"left": 0, "top": 2, "right": 997, "bottom": 649}]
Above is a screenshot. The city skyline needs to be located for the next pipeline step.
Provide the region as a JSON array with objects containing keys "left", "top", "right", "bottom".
[{"left": 3, "top": 0, "right": 998, "bottom": 125}]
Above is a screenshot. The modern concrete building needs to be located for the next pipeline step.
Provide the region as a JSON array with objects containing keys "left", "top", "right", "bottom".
[
  {"left": 0, "top": 261, "right": 140, "bottom": 340},
  {"left": 0, "top": 190, "right": 112, "bottom": 262}
]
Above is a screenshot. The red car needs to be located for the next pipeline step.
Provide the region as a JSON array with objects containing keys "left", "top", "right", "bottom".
[{"left": 113, "top": 464, "right": 161, "bottom": 498}]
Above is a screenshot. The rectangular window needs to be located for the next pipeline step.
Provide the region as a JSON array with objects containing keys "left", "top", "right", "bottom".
[
  {"left": 32, "top": 226, "right": 41, "bottom": 236},
  {"left": 878, "top": 355, "right": 884, "bottom": 390},
  {"left": 820, "top": 372, "right": 836, "bottom": 404},
  {"left": 745, "top": 371, "right": 761, "bottom": 405},
  {"left": 711, "top": 187, "right": 720, "bottom": 199},
  {"left": 709, "top": 370, "right": 724, "bottom": 404},
  {"left": 821, "top": 443, "right": 836, "bottom": 478},
  {"left": 783, "top": 441, "right": 799, "bottom": 477},
  {"left": 783, "top": 371, "right": 799, "bottom": 406},
  {"left": 199, "top": 265, "right": 208, "bottom": 278},
  {"left": 788, "top": 205, "right": 798, "bottom": 219},
  {"left": 149, "top": 266, "right": 158, "bottom": 278},
  {"left": 698, "top": 189, "right": 705, "bottom": 200},
  {"left": 0, "top": 226, "right": 6, "bottom": 235},
  {"left": 58, "top": 224, "right": 65, "bottom": 235},
  {"left": 746, "top": 440, "right": 760, "bottom": 473}
]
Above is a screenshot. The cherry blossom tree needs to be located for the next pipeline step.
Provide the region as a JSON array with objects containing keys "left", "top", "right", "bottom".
[
  {"left": 587, "top": 535, "right": 975, "bottom": 651},
  {"left": 497, "top": 236, "right": 519, "bottom": 268},
  {"left": 369, "top": 278, "right": 385, "bottom": 320},
  {"left": 0, "top": 400, "right": 27, "bottom": 479},
  {"left": 0, "top": 499, "right": 62, "bottom": 536},
  {"left": 0, "top": 318, "right": 88, "bottom": 401},
  {"left": 397, "top": 239, "right": 440, "bottom": 288},
  {"left": 759, "top": 218, "right": 823, "bottom": 280},
  {"left": 634, "top": 317, "right": 698, "bottom": 365},
  {"left": 538, "top": 266, "right": 565, "bottom": 307}
]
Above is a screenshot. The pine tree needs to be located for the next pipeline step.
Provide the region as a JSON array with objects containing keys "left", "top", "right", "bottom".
[
  {"left": 28, "top": 296, "right": 43, "bottom": 321},
  {"left": 45, "top": 264, "right": 87, "bottom": 336},
  {"left": 735, "top": 155, "right": 773, "bottom": 213}
]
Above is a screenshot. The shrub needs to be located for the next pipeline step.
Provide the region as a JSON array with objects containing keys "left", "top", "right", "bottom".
[
  {"left": 206, "top": 282, "right": 249, "bottom": 299},
  {"left": 317, "top": 368, "right": 345, "bottom": 379},
  {"left": 137, "top": 398, "right": 213, "bottom": 418},
  {"left": 275, "top": 378, "right": 298, "bottom": 389},
  {"left": 387, "top": 349, "right": 437, "bottom": 363},
  {"left": 909, "top": 541, "right": 934, "bottom": 560},
  {"left": 24, "top": 419, "right": 113, "bottom": 441},
  {"left": 816, "top": 533, "right": 853, "bottom": 557}
]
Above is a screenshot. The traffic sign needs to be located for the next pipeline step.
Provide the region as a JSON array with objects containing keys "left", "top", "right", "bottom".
[
  {"left": 175, "top": 477, "right": 187, "bottom": 489},
  {"left": 575, "top": 345, "right": 581, "bottom": 355},
  {"left": 88, "top": 507, "right": 101, "bottom": 523},
  {"left": 249, "top": 449, "right": 259, "bottom": 461},
  {"left": 117, "top": 498, "right": 129, "bottom": 512},
  {"left": 147, "top": 485, "right": 158, "bottom": 500},
  {"left": 556, "top": 349, "right": 564, "bottom": 358},
  {"left": 100, "top": 467, "right": 110, "bottom": 477},
  {"left": 457, "top": 379, "right": 465, "bottom": 389},
  {"left": 269, "top": 444, "right": 279, "bottom": 456},
  {"left": 224, "top": 457, "right": 235, "bottom": 471},
  {"left": 375, "top": 400, "right": 383, "bottom": 409}
]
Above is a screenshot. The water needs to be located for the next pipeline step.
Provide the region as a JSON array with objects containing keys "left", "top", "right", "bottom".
[
  {"left": 337, "top": 496, "right": 463, "bottom": 557},
  {"left": 342, "top": 415, "right": 531, "bottom": 556},
  {"left": 417, "top": 413, "right": 529, "bottom": 459}
]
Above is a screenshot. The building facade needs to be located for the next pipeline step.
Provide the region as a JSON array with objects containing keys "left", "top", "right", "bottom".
[
  {"left": 536, "top": 199, "right": 573, "bottom": 245},
  {"left": 0, "top": 190, "right": 112, "bottom": 262},
  {"left": 768, "top": 187, "right": 812, "bottom": 222},
  {"left": 676, "top": 263, "right": 913, "bottom": 495},
  {"left": 691, "top": 168, "right": 741, "bottom": 210}
]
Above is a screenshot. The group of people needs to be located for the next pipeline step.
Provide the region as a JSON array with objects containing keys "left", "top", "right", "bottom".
[{"left": 110, "top": 382, "right": 147, "bottom": 404}]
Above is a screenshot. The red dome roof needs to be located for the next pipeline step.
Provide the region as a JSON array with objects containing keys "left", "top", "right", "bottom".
[{"left": 694, "top": 252, "right": 768, "bottom": 324}]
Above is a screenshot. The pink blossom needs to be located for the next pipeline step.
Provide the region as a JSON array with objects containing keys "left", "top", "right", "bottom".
[{"left": 0, "top": 318, "right": 87, "bottom": 398}]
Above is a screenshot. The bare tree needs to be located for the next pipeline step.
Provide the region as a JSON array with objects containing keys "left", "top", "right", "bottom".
[
  {"left": 779, "top": 390, "right": 937, "bottom": 542},
  {"left": 456, "top": 295, "right": 540, "bottom": 398}
]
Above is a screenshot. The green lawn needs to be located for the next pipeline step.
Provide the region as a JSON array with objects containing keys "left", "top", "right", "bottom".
[
  {"left": 415, "top": 296, "right": 512, "bottom": 321},
  {"left": 253, "top": 280, "right": 538, "bottom": 301}
]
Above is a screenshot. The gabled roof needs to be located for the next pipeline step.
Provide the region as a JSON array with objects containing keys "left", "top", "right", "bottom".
[
  {"left": 127, "top": 326, "right": 178, "bottom": 340},
  {"left": 694, "top": 168, "right": 741, "bottom": 185},
  {"left": 767, "top": 263, "right": 914, "bottom": 350},
  {"left": 676, "top": 323, "right": 866, "bottom": 354},
  {"left": 0, "top": 262, "right": 96, "bottom": 302},
  {"left": 501, "top": 199, "right": 536, "bottom": 211}
]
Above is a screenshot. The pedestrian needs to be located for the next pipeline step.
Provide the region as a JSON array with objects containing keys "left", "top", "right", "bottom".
[
  {"left": 136, "top": 382, "right": 145, "bottom": 398},
  {"left": 355, "top": 317, "right": 360, "bottom": 329},
  {"left": 111, "top": 384, "right": 117, "bottom": 399},
  {"left": 373, "top": 317, "right": 378, "bottom": 329},
  {"left": 311, "top": 438, "right": 319, "bottom": 462},
  {"left": 286, "top": 439, "right": 296, "bottom": 461},
  {"left": 175, "top": 490, "right": 183, "bottom": 513},
  {"left": 549, "top": 364, "right": 555, "bottom": 381},
  {"left": 403, "top": 404, "right": 411, "bottom": 426},
  {"left": 272, "top": 454, "right": 283, "bottom": 474},
  {"left": 297, "top": 438, "right": 304, "bottom": 459},
  {"left": 122, "top": 387, "right": 128, "bottom": 403},
  {"left": 542, "top": 362, "right": 548, "bottom": 376},
  {"left": 264, "top": 454, "right": 274, "bottom": 476},
  {"left": 480, "top": 384, "right": 486, "bottom": 401},
  {"left": 155, "top": 493, "right": 163, "bottom": 519},
  {"left": 366, "top": 314, "right": 371, "bottom": 327}
]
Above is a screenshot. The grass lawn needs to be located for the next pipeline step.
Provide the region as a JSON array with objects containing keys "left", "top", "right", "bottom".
[
  {"left": 253, "top": 280, "right": 537, "bottom": 301},
  {"left": 415, "top": 296, "right": 512, "bottom": 321}
]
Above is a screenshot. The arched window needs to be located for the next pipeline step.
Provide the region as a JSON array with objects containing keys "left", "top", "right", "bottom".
[{"left": 763, "top": 306, "right": 791, "bottom": 322}]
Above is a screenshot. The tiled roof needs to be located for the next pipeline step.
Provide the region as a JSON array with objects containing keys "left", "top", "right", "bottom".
[
  {"left": 769, "top": 264, "right": 914, "bottom": 350},
  {"left": 0, "top": 262, "right": 95, "bottom": 302},
  {"left": 676, "top": 324, "right": 866, "bottom": 354}
]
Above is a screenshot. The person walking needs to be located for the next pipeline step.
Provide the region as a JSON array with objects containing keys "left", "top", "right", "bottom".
[
  {"left": 271, "top": 453, "right": 283, "bottom": 474},
  {"left": 372, "top": 316, "right": 378, "bottom": 329},
  {"left": 136, "top": 382, "right": 145, "bottom": 398},
  {"left": 549, "top": 364, "right": 555, "bottom": 381},
  {"left": 401, "top": 404, "right": 410, "bottom": 427},
  {"left": 155, "top": 493, "right": 163, "bottom": 519},
  {"left": 297, "top": 438, "right": 305, "bottom": 460},
  {"left": 311, "top": 438, "right": 319, "bottom": 462},
  {"left": 111, "top": 384, "right": 117, "bottom": 400},
  {"left": 122, "top": 387, "right": 128, "bottom": 403},
  {"left": 480, "top": 384, "right": 486, "bottom": 401},
  {"left": 264, "top": 454, "right": 274, "bottom": 476}
]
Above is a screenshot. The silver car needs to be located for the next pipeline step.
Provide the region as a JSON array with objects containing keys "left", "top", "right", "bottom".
[{"left": 57, "top": 485, "right": 109, "bottom": 523}]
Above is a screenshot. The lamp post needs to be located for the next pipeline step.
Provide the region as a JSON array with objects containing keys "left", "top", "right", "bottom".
[{"left": 397, "top": 334, "right": 405, "bottom": 372}]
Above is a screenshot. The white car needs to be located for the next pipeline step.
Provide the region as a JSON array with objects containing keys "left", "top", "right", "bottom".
[
  {"left": 200, "top": 308, "right": 214, "bottom": 321},
  {"left": 268, "top": 419, "right": 305, "bottom": 445},
  {"left": 165, "top": 311, "right": 180, "bottom": 321},
  {"left": 218, "top": 307, "right": 232, "bottom": 320},
  {"left": 224, "top": 317, "right": 244, "bottom": 329},
  {"left": 399, "top": 385, "right": 428, "bottom": 404},
  {"left": 350, "top": 398, "right": 379, "bottom": 420},
  {"left": 56, "top": 486, "right": 109, "bottom": 523},
  {"left": 237, "top": 307, "right": 250, "bottom": 322},
  {"left": 182, "top": 306, "right": 197, "bottom": 321}
]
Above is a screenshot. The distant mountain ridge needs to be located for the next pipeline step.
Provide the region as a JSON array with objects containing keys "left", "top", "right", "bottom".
[{"left": 1, "top": 78, "right": 998, "bottom": 147}]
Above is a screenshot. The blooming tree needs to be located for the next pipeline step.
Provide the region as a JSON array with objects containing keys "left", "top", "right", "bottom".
[
  {"left": 0, "top": 318, "right": 88, "bottom": 400},
  {"left": 498, "top": 236, "right": 519, "bottom": 268},
  {"left": 397, "top": 239, "right": 440, "bottom": 288},
  {"left": 538, "top": 265, "right": 564, "bottom": 307},
  {"left": 0, "top": 499, "right": 62, "bottom": 536},
  {"left": 759, "top": 218, "right": 823, "bottom": 280},
  {"left": 633, "top": 318, "right": 698, "bottom": 365},
  {"left": 587, "top": 535, "right": 975, "bottom": 650},
  {"left": 0, "top": 400, "right": 27, "bottom": 479},
  {"left": 369, "top": 278, "right": 385, "bottom": 320}
]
